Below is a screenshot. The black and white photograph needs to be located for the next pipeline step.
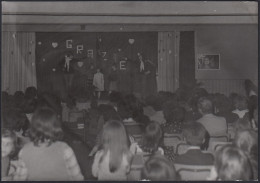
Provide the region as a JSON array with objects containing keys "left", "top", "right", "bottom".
[
  {"left": 198, "top": 54, "right": 220, "bottom": 70},
  {"left": 1, "top": 1, "right": 258, "bottom": 181}
]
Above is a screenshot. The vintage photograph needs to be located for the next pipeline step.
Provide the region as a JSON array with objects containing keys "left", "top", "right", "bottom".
[
  {"left": 198, "top": 54, "right": 220, "bottom": 70},
  {"left": 1, "top": 1, "right": 258, "bottom": 181}
]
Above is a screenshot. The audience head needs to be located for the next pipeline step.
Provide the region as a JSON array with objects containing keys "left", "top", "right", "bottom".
[
  {"left": 29, "top": 107, "right": 63, "bottom": 146},
  {"left": 197, "top": 97, "right": 213, "bottom": 115},
  {"left": 25, "top": 86, "right": 37, "bottom": 99},
  {"left": 233, "top": 95, "right": 248, "bottom": 111},
  {"left": 214, "top": 94, "right": 232, "bottom": 113},
  {"left": 141, "top": 154, "right": 178, "bottom": 181},
  {"left": 101, "top": 120, "right": 130, "bottom": 172},
  {"left": 213, "top": 145, "right": 253, "bottom": 180},
  {"left": 229, "top": 92, "right": 239, "bottom": 110},
  {"left": 13, "top": 91, "right": 25, "bottom": 108},
  {"left": 141, "top": 122, "right": 163, "bottom": 153},
  {"left": 234, "top": 118, "right": 252, "bottom": 135},
  {"left": 183, "top": 122, "right": 207, "bottom": 147},
  {"left": 2, "top": 108, "right": 30, "bottom": 134},
  {"left": 109, "top": 91, "right": 122, "bottom": 105},
  {"left": 163, "top": 104, "right": 185, "bottom": 123},
  {"left": 234, "top": 129, "right": 257, "bottom": 156},
  {"left": 1, "top": 128, "right": 17, "bottom": 158},
  {"left": 98, "top": 104, "right": 120, "bottom": 122}
]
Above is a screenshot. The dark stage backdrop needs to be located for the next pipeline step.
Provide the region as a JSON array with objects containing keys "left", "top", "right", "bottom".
[{"left": 36, "top": 32, "right": 158, "bottom": 99}]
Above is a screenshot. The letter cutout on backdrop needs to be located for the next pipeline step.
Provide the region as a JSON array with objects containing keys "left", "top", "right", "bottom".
[{"left": 66, "top": 40, "right": 73, "bottom": 48}]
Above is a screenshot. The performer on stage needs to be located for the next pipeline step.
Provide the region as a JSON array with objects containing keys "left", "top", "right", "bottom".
[
  {"left": 137, "top": 53, "right": 157, "bottom": 98},
  {"left": 59, "top": 52, "right": 76, "bottom": 98}
]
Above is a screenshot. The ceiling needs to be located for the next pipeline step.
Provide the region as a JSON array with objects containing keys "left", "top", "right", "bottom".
[{"left": 2, "top": 1, "right": 258, "bottom": 25}]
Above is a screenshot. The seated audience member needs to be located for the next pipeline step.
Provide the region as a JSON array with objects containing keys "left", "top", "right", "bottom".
[
  {"left": 143, "top": 95, "right": 156, "bottom": 118},
  {"left": 13, "top": 91, "right": 25, "bottom": 109},
  {"left": 232, "top": 95, "right": 249, "bottom": 119},
  {"left": 141, "top": 154, "right": 179, "bottom": 181},
  {"left": 131, "top": 122, "right": 164, "bottom": 156},
  {"left": 92, "top": 120, "right": 133, "bottom": 181},
  {"left": 14, "top": 107, "right": 83, "bottom": 181},
  {"left": 162, "top": 105, "right": 185, "bottom": 134},
  {"left": 174, "top": 122, "right": 214, "bottom": 165},
  {"left": 88, "top": 105, "right": 121, "bottom": 156},
  {"left": 244, "top": 79, "right": 258, "bottom": 98},
  {"left": 234, "top": 130, "right": 258, "bottom": 180},
  {"left": 229, "top": 92, "right": 239, "bottom": 111},
  {"left": 233, "top": 117, "right": 252, "bottom": 136},
  {"left": 1, "top": 129, "right": 17, "bottom": 181},
  {"left": 215, "top": 95, "right": 239, "bottom": 124},
  {"left": 149, "top": 95, "right": 166, "bottom": 125},
  {"left": 108, "top": 91, "right": 123, "bottom": 112},
  {"left": 24, "top": 86, "right": 37, "bottom": 100},
  {"left": 207, "top": 145, "right": 253, "bottom": 181},
  {"left": 2, "top": 108, "right": 30, "bottom": 137},
  {"left": 197, "top": 97, "right": 227, "bottom": 136}
]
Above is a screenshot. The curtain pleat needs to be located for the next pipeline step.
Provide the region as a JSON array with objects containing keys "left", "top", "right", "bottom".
[
  {"left": 2, "top": 32, "right": 37, "bottom": 94},
  {"left": 157, "top": 32, "right": 176, "bottom": 92}
]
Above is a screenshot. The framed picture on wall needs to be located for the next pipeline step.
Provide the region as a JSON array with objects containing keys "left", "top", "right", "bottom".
[{"left": 197, "top": 54, "right": 220, "bottom": 70}]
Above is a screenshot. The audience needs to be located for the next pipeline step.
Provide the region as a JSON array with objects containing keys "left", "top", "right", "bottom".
[
  {"left": 1, "top": 129, "right": 17, "bottom": 181},
  {"left": 234, "top": 129, "right": 258, "bottom": 180},
  {"left": 197, "top": 97, "right": 227, "bottom": 136},
  {"left": 175, "top": 122, "right": 214, "bottom": 165},
  {"left": 141, "top": 154, "right": 179, "bottom": 181},
  {"left": 91, "top": 120, "right": 132, "bottom": 180},
  {"left": 232, "top": 95, "right": 249, "bottom": 119},
  {"left": 132, "top": 122, "right": 164, "bottom": 155},
  {"left": 162, "top": 105, "right": 185, "bottom": 134},
  {"left": 1, "top": 83, "right": 258, "bottom": 181},
  {"left": 208, "top": 145, "right": 253, "bottom": 181},
  {"left": 14, "top": 107, "right": 83, "bottom": 181}
]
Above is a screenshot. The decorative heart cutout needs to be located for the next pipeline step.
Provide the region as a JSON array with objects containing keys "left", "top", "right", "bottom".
[
  {"left": 129, "top": 39, "right": 135, "bottom": 44},
  {"left": 52, "top": 42, "right": 58, "bottom": 48}
]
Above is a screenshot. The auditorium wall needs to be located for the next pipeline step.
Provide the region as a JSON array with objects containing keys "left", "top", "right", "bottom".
[{"left": 194, "top": 24, "right": 258, "bottom": 95}]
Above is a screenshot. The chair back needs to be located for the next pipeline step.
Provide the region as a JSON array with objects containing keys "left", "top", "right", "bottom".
[
  {"left": 211, "top": 141, "right": 232, "bottom": 152},
  {"left": 174, "top": 163, "right": 212, "bottom": 181},
  {"left": 68, "top": 110, "right": 85, "bottom": 123},
  {"left": 227, "top": 123, "right": 235, "bottom": 140},
  {"left": 164, "top": 133, "right": 183, "bottom": 147},
  {"left": 124, "top": 122, "right": 144, "bottom": 136},
  {"left": 127, "top": 153, "right": 146, "bottom": 181},
  {"left": 175, "top": 141, "right": 190, "bottom": 155},
  {"left": 208, "top": 135, "right": 229, "bottom": 152}
]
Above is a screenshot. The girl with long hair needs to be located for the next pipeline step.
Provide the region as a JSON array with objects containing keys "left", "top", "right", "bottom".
[{"left": 91, "top": 120, "right": 132, "bottom": 180}]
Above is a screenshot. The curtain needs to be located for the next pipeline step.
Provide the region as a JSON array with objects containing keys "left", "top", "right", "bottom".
[
  {"left": 158, "top": 32, "right": 178, "bottom": 92},
  {"left": 2, "top": 32, "right": 37, "bottom": 94}
]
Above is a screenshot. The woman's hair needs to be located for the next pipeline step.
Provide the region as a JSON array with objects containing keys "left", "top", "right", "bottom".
[
  {"left": 141, "top": 154, "right": 178, "bottom": 181},
  {"left": 214, "top": 145, "right": 253, "bottom": 180},
  {"left": 2, "top": 108, "right": 30, "bottom": 134},
  {"left": 234, "top": 118, "right": 252, "bottom": 135},
  {"left": 101, "top": 120, "right": 130, "bottom": 173},
  {"left": 29, "top": 107, "right": 63, "bottom": 146},
  {"left": 163, "top": 104, "right": 185, "bottom": 123},
  {"left": 1, "top": 128, "right": 17, "bottom": 156},
  {"left": 233, "top": 95, "right": 248, "bottom": 111},
  {"left": 98, "top": 104, "right": 120, "bottom": 121},
  {"left": 141, "top": 122, "right": 163, "bottom": 154},
  {"left": 234, "top": 129, "right": 258, "bottom": 155},
  {"left": 25, "top": 86, "right": 37, "bottom": 99}
]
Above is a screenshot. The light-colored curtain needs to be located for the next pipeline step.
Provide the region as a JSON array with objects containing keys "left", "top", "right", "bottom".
[
  {"left": 2, "top": 32, "right": 37, "bottom": 94},
  {"left": 157, "top": 32, "right": 179, "bottom": 92}
]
